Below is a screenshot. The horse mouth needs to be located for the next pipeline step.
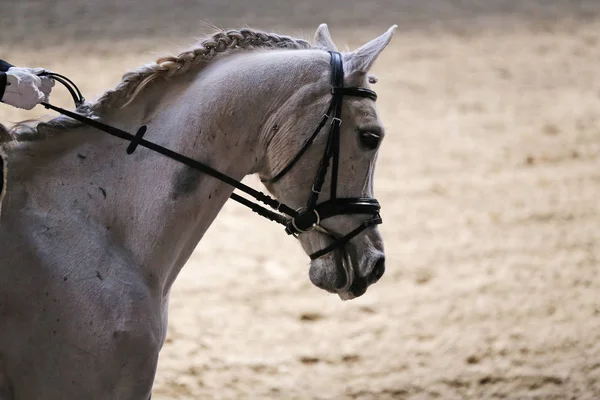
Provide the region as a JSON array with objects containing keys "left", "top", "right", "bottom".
[
  {"left": 308, "top": 239, "right": 385, "bottom": 300},
  {"left": 337, "top": 252, "right": 385, "bottom": 301},
  {"left": 335, "top": 250, "right": 368, "bottom": 300},
  {"left": 338, "top": 277, "right": 368, "bottom": 300}
]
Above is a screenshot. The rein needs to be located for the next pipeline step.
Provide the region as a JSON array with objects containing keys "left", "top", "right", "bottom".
[
  {"left": 39, "top": 75, "right": 297, "bottom": 225},
  {"left": 38, "top": 52, "right": 382, "bottom": 260}
]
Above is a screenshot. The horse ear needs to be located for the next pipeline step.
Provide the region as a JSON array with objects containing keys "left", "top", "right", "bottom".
[
  {"left": 343, "top": 25, "right": 397, "bottom": 74},
  {"left": 313, "top": 23, "right": 338, "bottom": 51}
]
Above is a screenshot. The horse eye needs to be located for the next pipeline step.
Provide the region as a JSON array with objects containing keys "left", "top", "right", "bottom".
[{"left": 359, "top": 131, "right": 381, "bottom": 150}]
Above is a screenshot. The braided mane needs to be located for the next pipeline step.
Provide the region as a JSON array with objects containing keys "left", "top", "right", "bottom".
[
  {"left": 1, "top": 28, "right": 313, "bottom": 142},
  {"left": 92, "top": 28, "right": 312, "bottom": 112}
]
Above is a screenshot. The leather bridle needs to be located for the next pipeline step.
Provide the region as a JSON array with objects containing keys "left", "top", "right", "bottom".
[
  {"left": 39, "top": 51, "right": 382, "bottom": 260},
  {"left": 262, "top": 51, "right": 382, "bottom": 259}
]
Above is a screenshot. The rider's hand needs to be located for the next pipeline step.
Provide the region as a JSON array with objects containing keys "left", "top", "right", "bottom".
[{"left": 2, "top": 67, "right": 55, "bottom": 110}]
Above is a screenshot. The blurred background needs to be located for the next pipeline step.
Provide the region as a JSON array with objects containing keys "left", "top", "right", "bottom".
[{"left": 2, "top": 1, "right": 600, "bottom": 399}]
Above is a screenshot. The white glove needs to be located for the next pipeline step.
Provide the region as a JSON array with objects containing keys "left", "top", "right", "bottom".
[{"left": 2, "top": 67, "right": 55, "bottom": 110}]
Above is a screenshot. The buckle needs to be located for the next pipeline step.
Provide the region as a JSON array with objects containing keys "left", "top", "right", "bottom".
[{"left": 289, "top": 209, "right": 321, "bottom": 234}]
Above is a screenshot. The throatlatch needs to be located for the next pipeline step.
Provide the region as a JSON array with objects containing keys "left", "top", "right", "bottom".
[{"left": 39, "top": 51, "right": 382, "bottom": 260}]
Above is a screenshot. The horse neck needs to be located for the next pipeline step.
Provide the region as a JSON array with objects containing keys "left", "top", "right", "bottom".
[
  {"left": 3, "top": 48, "right": 324, "bottom": 294},
  {"left": 4, "top": 49, "right": 323, "bottom": 296}
]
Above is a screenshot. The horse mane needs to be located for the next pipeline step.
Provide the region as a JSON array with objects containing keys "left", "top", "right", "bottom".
[{"left": 1, "top": 28, "right": 313, "bottom": 144}]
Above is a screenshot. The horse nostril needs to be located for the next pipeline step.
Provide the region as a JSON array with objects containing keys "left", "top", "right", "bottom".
[{"left": 368, "top": 257, "right": 386, "bottom": 284}]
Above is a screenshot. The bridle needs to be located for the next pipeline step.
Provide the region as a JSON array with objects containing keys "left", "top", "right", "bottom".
[
  {"left": 39, "top": 51, "right": 382, "bottom": 260},
  {"left": 262, "top": 51, "right": 382, "bottom": 259}
]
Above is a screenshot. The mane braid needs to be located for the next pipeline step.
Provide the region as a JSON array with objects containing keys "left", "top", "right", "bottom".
[
  {"left": 0, "top": 28, "right": 312, "bottom": 143},
  {"left": 92, "top": 28, "right": 312, "bottom": 112}
]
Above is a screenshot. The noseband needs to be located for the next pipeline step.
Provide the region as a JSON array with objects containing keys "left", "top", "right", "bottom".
[{"left": 39, "top": 51, "right": 382, "bottom": 260}]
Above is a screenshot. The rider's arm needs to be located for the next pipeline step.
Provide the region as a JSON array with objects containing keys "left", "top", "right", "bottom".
[
  {"left": 0, "top": 60, "right": 13, "bottom": 72},
  {"left": 0, "top": 60, "right": 14, "bottom": 100}
]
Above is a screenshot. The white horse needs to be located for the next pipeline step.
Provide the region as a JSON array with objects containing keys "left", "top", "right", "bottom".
[{"left": 0, "top": 24, "right": 395, "bottom": 399}]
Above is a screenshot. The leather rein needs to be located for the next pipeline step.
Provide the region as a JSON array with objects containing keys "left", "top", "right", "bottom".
[{"left": 38, "top": 51, "right": 382, "bottom": 260}]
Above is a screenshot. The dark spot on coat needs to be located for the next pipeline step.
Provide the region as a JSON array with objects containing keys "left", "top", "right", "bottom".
[
  {"left": 96, "top": 271, "right": 104, "bottom": 281},
  {"left": 193, "top": 130, "right": 201, "bottom": 147},
  {"left": 98, "top": 187, "right": 107, "bottom": 199},
  {"left": 63, "top": 276, "right": 68, "bottom": 281},
  {"left": 77, "top": 153, "right": 87, "bottom": 160},
  {"left": 171, "top": 167, "right": 202, "bottom": 200}
]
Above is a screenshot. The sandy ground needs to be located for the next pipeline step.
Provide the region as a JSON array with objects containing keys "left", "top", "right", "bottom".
[{"left": 1, "top": 1, "right": 600, "bottom": 399}]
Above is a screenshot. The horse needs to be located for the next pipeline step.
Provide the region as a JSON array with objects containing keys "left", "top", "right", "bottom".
[{"left": 0, "top": 23, "right": 396, "bottom": 399}]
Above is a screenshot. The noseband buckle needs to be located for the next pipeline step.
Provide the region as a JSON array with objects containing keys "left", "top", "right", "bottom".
[{"left": 286, "top": 209, "right": 321, "bottom": 235}]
